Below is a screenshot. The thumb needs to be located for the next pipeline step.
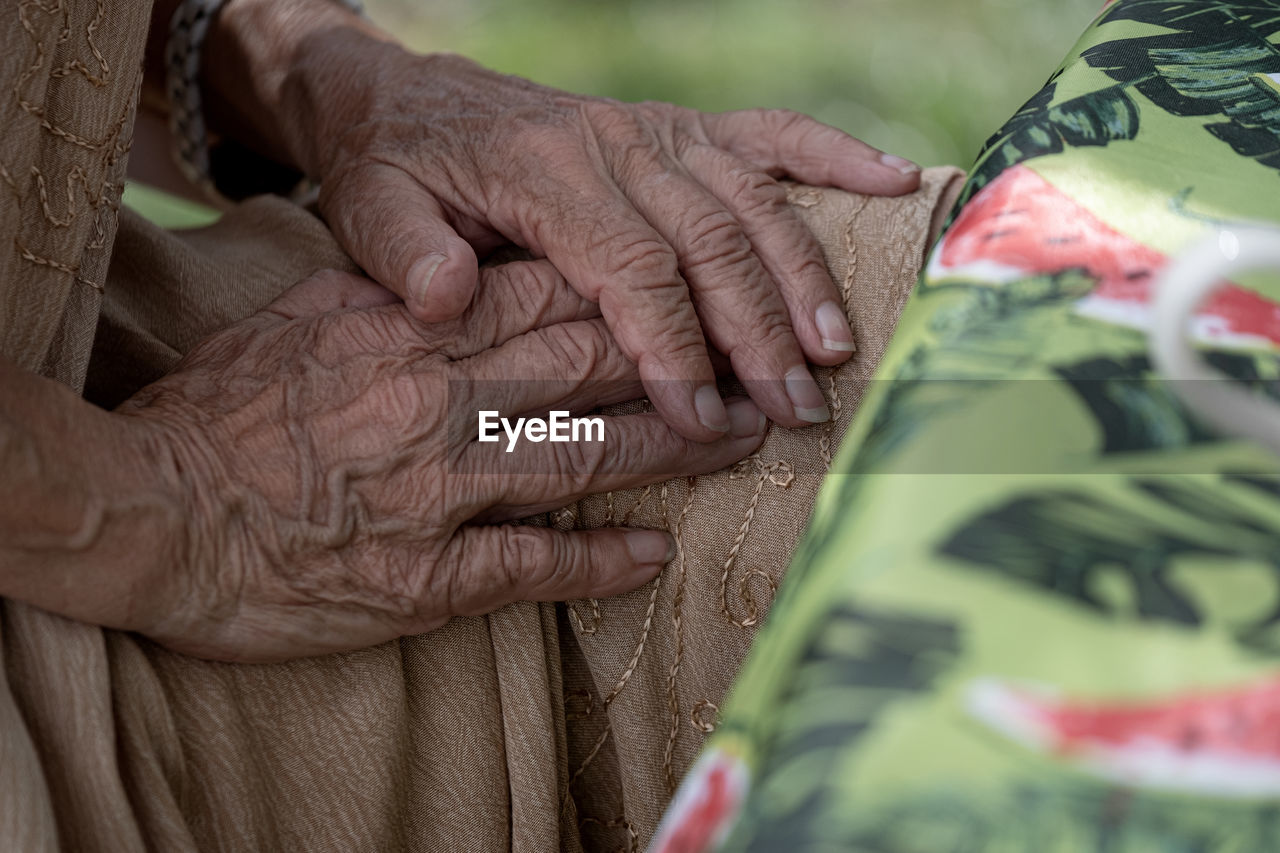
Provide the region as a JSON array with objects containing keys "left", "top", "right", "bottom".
[
  {"left": 437, "top": 525, "right": 675, "bottom": 617},
  {"left": 321, "top": 162, "right": 480, "bottom": 323}
]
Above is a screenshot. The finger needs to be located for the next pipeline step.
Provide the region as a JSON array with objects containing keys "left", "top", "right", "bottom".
[
  {"left": 320, "top": 162, "right": 480, "bottom": 322},
  {"left": 505, "top": 150, "right": 728, "bottom": 441},
  {"left": 422, "top": 260, "right": 601, "bottom": 360},
  {"left": 607, "top": 148, "right": 828, "bottom": 426},
  {"left": 701, "top": 109, "right": 921, "bottom": 196},
  {"left": 460, "top": 397, "right": 767, "bottom": 514},
  {"left": 436, "top": 525, "right": 674, "bottom": 618},
  {"left": 452, "top": 319, "right": 745, "bottom": 447},
  {"left": 681, "top": 143, "right": 855, "bottom": 365},
  {"left": 454, "top": 319, "right": 645, "bottom": 434},
  {"left": 258, "top": 269, "right": 401, "bottom": 322}
]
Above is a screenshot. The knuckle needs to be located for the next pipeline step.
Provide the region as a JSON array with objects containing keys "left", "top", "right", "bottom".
[
  {"left": 500, "top": 262, "right": 562, "bottom": 324},
  {"left": 681, "top": 208, "right": 753, "bottom": 272},
  {"left": 463, "top": 265, "right": 544, "bottom": 349},
  {"left": 641, "top": 322, "right": 711, "bottom": 375},
  {"left": 583, "top": 100, "right": 646, "bottom": 142},
  {"left": 552, "top": 437, "right": 609, "bottom": 495},
  {"left": 664, "top": 330, "right": 712, "bottom": 361},
  {"left": 793, "top": 252, "right": 836, "bottom": 288},
  {"left": 710, "top": 288, "right": 794, "bottom": 359},
  {"left": 538, "top": 323, "right": 609, "bottom": 376},
  {"left": 437, "top": 548, "right": 479, "bottom": 615},
  {"left": 758, "top": 108, "right": 826, "bottom": 162},
  {"left": 731, "top": 310, "right": 795, "bottom": 362},
  {"left": 761, "top": 108, "right": 808, "bottom": 135},
  {"left": 635, "top": 99, "right": 684, "bottom": 120},
  {"left": 427, "top": 265, "right": 548, "bottom": 349},
  {"left": 599, "top": 276, "right": 704, "bottom": 360},
  {"left": 599, "top": 231, "right": 680, "bottom": 284},
  {"left": 725, "top": 167, "right": 786, "bottom": 217},
  {"left": 418, "top": 316, "right": 471, "bottom": 355},
  {"left": 497, "top": 527, "right": 559, "bottom": 592},
  {"left": 752, "top": 311, "right": 797, "bottom": 351},
  {"left": 436, "top": 529, "right": 538, "bottom": 617},
  {"left": 583, "top": 101, "right": 666, "bottom": 177}
]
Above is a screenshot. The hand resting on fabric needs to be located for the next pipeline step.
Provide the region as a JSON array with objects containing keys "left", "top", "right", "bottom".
[
  {"left": 166, "top": 0, "right": 923, "bottom": 441},
  {"left": 0, "top": 262, "right": 766, "bottom": 662}
]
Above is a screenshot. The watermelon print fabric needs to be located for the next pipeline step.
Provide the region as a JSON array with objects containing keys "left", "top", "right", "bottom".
[{"left": 652, "top": 2, "right": 1280, "bottom": 851}]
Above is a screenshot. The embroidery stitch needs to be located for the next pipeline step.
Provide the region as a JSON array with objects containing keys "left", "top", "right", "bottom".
[
  {"left": 662, "top": 478, "right": 696, "bottom": 796},
  {"left": 691, "top": 699, "right": 719, "bottom": 733}
]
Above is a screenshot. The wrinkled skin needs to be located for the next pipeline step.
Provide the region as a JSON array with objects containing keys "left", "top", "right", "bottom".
[
  {"left": 119, "top": 263, "right": 766, "bottom": 662},
  {"left": 274, "top": 31, "right": 921, "bottom": 439}
]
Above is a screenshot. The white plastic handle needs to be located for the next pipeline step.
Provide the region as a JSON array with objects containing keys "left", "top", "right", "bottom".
[{"left": 1150, "top": 227, "right": 1280, "bottom": 455}]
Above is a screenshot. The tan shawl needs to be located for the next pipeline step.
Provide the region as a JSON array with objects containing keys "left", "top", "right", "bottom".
[{"left": 0, "top": 0, "right": 151, "bottom": 390}]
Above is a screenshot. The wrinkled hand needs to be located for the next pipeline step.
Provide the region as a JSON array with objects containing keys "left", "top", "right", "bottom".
[
  {"left": 118, "top": 263, "right": 766, "bottom": 662},
  {"left": 283, "top": 35, "right": 920, "bottom": 440}
]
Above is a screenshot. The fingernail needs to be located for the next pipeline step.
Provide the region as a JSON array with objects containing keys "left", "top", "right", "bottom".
[
  {"left": 407, "top": 254, "right": 446, "bottom": 307},
  {"left": 626, "top": 530, "right": 676, "bottom": 564},
  {"left": 694, "top": 384, "right": 730, "bottom": 432},
  {"left": 785, "top": 365, "right": 830, "bottom": 423},
  {"left": 726, "top": 399, "right": 767, "bottom": 438},
  {"left": 880, "top": 153, "right": 920, "bottom": 176},
  {"left": 815, "top": 300, "right": 856, "bottom": 353}
]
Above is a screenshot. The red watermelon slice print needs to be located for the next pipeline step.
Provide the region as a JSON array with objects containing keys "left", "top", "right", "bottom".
[
  {"left": 928, "top": 164, "right": 1280, "bottom": 352},
  {"left": 650, "top": 749, "right": 749, "bottom": 853},
  {"left": 969, "top": 676, "right": 1280, "bottom": 797}
]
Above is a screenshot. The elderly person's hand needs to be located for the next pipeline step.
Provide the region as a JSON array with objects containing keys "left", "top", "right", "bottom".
[
  {"left": 189, "top": 0, "right": 921, "bottom": 441},
  {"left": 1, "top": 263, "right": 765, "bottom": 662}
]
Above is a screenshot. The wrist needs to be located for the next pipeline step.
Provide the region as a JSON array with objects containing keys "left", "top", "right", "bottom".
[
  {"left": 0, "top": 367, "right": 188, "bottom": 632},
  {"left": 201, "top": 0, "right": 395, "bottom": 176},
  {"left": 89, "top": 415, "right": 196, "bottom": 632}
]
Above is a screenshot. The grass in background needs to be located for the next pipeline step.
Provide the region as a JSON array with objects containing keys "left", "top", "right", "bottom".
[
  {"left": 366, "top": 0, "right": 1104, "bottom": 168},
  {"left": 128, "top": 0, "right": 1104, "bottom": 226},
  {"left": 121, "top": 183, "right": 222, "bottom": 229}
]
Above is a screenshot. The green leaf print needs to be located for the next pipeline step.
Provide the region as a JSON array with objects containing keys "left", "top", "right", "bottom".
[
  {"left": 957, "top": 83, "right": 1142, "bottom": 212},
  {"left": 950, "top": 2, "right": 1280, "bottom": 217},
  {"left": 1084, "top": 2, "right": 1280, "bottom": 168}
]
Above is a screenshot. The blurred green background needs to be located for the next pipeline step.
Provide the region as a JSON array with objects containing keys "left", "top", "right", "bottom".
[{"left": 126, "top": 0, "right": 1105, "bottom": 224}]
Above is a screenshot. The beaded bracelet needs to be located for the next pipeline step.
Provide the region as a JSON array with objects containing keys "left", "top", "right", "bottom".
[{"left": 165, "top": 0, "right": 365, "bottom": 199}]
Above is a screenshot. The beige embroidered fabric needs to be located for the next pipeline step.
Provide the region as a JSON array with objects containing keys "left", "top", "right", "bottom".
[
  {"left": 0, "top": 0, "right": 148, "bottom": 390},
  {"left": 548, "top": 172, "right": 963, "bottom": 849},
  {"left": 0, "top": 2, "right": 965, "bottom": 846}
]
